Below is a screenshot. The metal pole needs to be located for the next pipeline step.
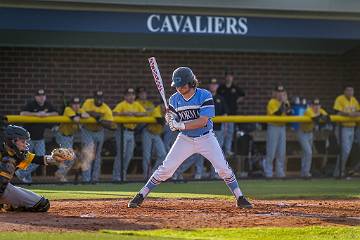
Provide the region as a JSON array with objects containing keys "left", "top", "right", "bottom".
[
  {"left": 120, "top": 124, "right": 125, "bottom": 182},
  {"left": 338, "top": 124, "right": 343, "bottom": 178}
]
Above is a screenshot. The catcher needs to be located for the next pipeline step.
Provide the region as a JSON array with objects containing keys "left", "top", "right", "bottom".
[{"left": 0, "top": 124, "right": 74, "bottom": 212}]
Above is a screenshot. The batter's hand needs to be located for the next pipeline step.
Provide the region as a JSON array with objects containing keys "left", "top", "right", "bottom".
[
  {"left": 165, "top": 112, "right": 174, "bottom": 124},
  {"left": 169, "top": 119, "right": 185, "bottom": 131}
]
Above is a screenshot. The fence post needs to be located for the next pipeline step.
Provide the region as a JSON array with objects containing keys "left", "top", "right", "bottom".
[
  {"left": 120, "top": 124, "right": 125, "bottom": 182},
  {"left": 338, "top": 124, "right": 343, "bottom": 178}
]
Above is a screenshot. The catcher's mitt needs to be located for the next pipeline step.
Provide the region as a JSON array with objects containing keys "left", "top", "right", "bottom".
[{"left": 51, "top": 148, "right": 75, "bottom": 162}]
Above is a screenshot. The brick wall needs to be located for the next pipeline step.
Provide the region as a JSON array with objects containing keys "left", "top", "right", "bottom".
[
  {"left": 344, "top": 47, "right": 360, "bottom": 91},
  {"left": 0, "top": 47, "right": 357, "bottom": 116}
]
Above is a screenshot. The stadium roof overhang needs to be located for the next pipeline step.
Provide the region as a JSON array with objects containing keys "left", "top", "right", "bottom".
[{"left": 1, "top": 1, "right": 360, "bottom": 54}]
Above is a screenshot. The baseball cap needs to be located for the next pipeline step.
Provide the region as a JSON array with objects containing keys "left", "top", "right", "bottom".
[
  {"left": 94, "top": 90, "right": 104, "bottom": 98},
  {"left": 70, "top": 97, "right": 81, "bottom": 104},
  {"left": 209, "top": 78, "right": 218, "bottom": 84},
  {"left": 125, "top": 88, "right": 135, "bottom": 94},
  {"left": 35, "top": 89, "right": 46, "bottom": 96},
  {"left": 274, "top": 85, "right": 285, "bottom": 92},
  {"left": 312, "top": 98, "right": 320, "bottom": 105}
]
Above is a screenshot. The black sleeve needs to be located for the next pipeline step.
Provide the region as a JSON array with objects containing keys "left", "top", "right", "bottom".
[
  {"left": 31, "top": 155, "right": 46, "bottom": 165},
  {"left": 45, "top": 102, "right": 58, "bottom": 113},
  {"left": 21, "top": 101, "right": 33, "bottom": 112}
]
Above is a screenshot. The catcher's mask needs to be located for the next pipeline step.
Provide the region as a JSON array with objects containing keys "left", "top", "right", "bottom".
[{"left": 4, "top": 125, "right": 30, "bottom": 160}]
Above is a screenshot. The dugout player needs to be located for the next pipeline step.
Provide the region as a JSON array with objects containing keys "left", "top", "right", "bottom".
[
  {"left": 80, "top": 90, "right": 113, "bottom": 183},
  {"left": 16, "top": 89, "right": 58, "bottom": 183},
  {"left": 217, "top": 71, "right": 245, "bottom": 157},
  {"left": 333, "top": 85, "right": 360, "bottom": 177},
  {"left": 128, "top": 67, "right": 252, "bottom": 209},
  {"left": 0, "top": 125, "right": 62, "bottom": 212},
  {"left": 112, "top": 88, "right": 146, "bottom": 181},
  {"left": 136, "top": 87, "right": 155, "bottom": 114},
  {"left": 263, "top": 85, "right": 291, "bottom": 178},
  {"left": 297, "top": 99, "right": 329, "bottom": 178},
  {"left": 54, "top": 97, "right": 89, "bottom": 182}
]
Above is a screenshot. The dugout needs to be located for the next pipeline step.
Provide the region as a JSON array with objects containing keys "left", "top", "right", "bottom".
[{"left": 1, "top": 1, "right": 360, "bottom": 180}]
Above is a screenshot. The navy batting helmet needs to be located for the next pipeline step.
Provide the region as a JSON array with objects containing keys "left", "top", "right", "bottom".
[{"left": 171, "top": 67, "right": 195, "bottom": 87}]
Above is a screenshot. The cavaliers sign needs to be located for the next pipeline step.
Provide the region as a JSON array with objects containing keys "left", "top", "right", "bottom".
[{"left": 147, "top": 14, "right": 248, "bottom": 35}]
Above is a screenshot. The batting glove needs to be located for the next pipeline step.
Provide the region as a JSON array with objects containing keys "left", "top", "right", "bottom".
[
  {"left": 169, "top": 119, "right": 185, "bottom": 131},
  {"left": 165, "top": 112, "right": 174, "bottom": 124}
]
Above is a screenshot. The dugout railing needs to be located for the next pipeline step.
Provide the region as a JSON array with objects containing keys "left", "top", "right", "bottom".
[{"left": 5, "top": 115, "right": 360, "bottom": 181}]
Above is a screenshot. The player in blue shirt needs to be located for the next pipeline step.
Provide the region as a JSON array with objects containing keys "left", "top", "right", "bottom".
[{"left": 128, "top": 67, "right": 252, "bottom": 209}]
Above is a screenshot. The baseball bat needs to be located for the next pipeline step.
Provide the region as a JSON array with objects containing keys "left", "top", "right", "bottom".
[{"left": 148, "top": 57, "right": 168, "bottom": 110}]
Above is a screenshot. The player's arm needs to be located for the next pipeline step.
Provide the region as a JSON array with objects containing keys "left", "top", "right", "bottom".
[
  {"left": 98, "top": 104, "right": 116, "bottom": 130},
  {"left": 44, "top": 102, "right": 59, "bottom": 116},
  {"left": 20, "top": 102, "right": 40, "bottom": 116},
  {"left": 20, "top": 111, "right": 40, "bottom": 116},
  {"left": 177, "top": 92, "right": 214, "bottom": 130},
  {"left": 333, "top": 98, "right": 355, "bottom": 116},
  {"left": 133, "top": 103, "right": 147, "bottom": 117},
  {"left": 183, "top": 116, "right": 209, "bottom": 130}
]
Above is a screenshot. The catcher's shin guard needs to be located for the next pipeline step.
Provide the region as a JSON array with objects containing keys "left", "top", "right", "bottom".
[
  {"left": 128, "top": 193, "right": 144, "bottom": 208},
  {"left": 27, "top": 196, "right": 50, "bottom": 212}
]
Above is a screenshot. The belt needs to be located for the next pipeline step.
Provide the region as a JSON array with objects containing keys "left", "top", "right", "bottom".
[{"left": 188, "top": 131, "right": 210, "bottom": 138}]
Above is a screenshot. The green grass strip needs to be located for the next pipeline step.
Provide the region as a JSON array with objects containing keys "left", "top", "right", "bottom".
[
  {"left": 1, "top": 227, "right": 359, "bottom": 240},
  {"left": 103, "top": 226, "right": 360, "bottom": 240},
  {"left": 27, "top": 178, "right": 360, "bottom": 200}
]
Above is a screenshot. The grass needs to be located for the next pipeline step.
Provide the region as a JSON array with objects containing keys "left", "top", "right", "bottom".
[
  {"left": 1, "top": 227, "right": 360, "bottom": 240},
  {"left": 25, "top": 178, "right": 360, "bottom": 201}
]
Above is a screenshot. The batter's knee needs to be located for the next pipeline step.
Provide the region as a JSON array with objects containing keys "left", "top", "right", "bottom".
[
  {"left": 28, "top": 196, "right": 50, "bottom": 212},
  {"left": 217, "top": 168, "right": 234, "bottom": 180}
]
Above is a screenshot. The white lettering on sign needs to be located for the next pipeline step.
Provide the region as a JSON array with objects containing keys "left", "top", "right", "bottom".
[{"left": 147, "top": 14, "right": 248, "bottom": 35}]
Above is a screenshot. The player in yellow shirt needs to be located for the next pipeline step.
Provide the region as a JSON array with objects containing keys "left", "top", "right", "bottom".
[
  {"left": 333, "top": 86, "right": 360, "bottom": 177},
  {"left": 112, "top": 88, "right": 146, "bottom": 181},
  {"left": 54, "top": 97, "right": 89, "bottom": 182},
  {"left": 297, "top": 99, "right": 329, "bottom": 178},
  {"left": 80, "top": 90, "right": 114, "bottom": 183},
  {"left": 136, "top": 87, "right": 155, "bottom": 114},
  {"left": 263, "top": 85, "right": 292, "bottom": 178}
]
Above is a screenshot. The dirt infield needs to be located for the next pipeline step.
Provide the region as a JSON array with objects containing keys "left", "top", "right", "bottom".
[{"left": 0, "top": 198, "right": 359, "bottom": 232}]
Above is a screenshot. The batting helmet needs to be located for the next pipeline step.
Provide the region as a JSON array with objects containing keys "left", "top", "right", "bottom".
[
  {"left": 171, "top": 67, "right": 196, "bottom": 87},
  {"left": 3, "top": 125, "right": 30, "bottom": 160}
]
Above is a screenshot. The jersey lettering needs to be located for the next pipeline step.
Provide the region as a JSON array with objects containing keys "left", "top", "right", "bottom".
[{"left": 178, "top": 108, "right": 200, "bottom": 121}]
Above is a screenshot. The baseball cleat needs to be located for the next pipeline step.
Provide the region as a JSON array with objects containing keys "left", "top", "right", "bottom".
[
  {"left": 237, "top": 196, "right": 253, "bottom": 209},
  {"left": 128, "top": 193, "right": 144, "bottom": 208}
]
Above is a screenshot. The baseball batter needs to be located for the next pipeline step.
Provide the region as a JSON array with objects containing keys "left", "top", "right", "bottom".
[{"left": 128, "top": 67, "right": 252, "bottom": 209}]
